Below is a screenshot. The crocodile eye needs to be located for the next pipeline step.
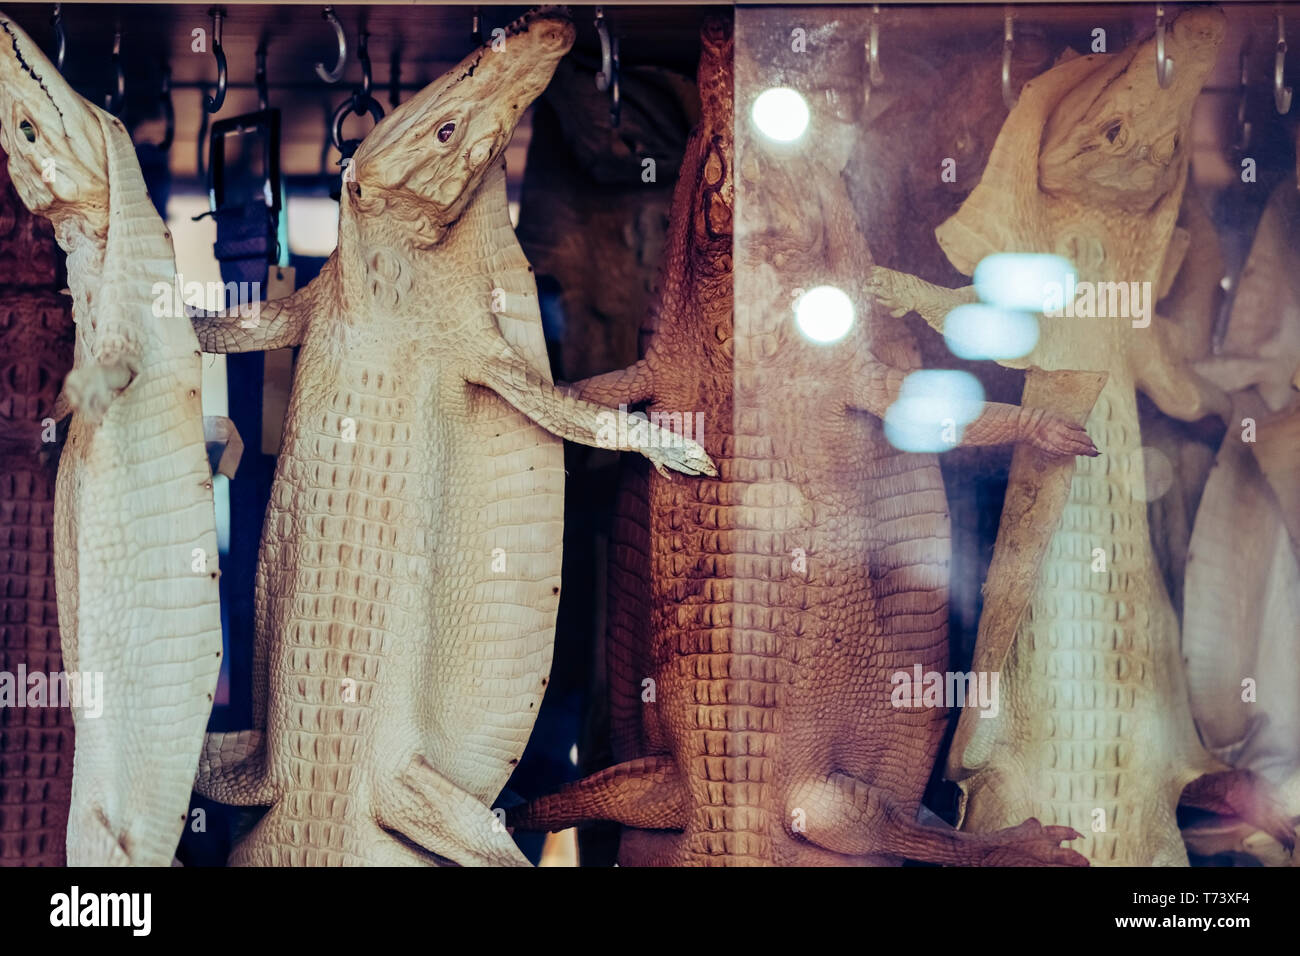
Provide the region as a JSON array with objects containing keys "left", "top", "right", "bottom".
[
  {"left": 18, "top": 119, "right": 36, "bottom": 143},
  {"left": 437, "top": 122, "right": 456, "bottom": 143},
  {"left": 1104, "top": 121, "right": 1122, "bottom": 144}
]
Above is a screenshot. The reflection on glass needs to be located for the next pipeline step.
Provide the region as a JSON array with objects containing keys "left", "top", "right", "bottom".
[
  {"left": 751, "top": 87, "right": 811, "bottom": 143},
  {"left": 943, "top": 303, "right": 1039, "bottom": 360},
  {"left": 794, "top": 284, "right": 854, "bottom": 343},
  {"left": 884, "top": 369, "right": 985, "bottom": 452},
  {"left": 973, "top": 252, "right": 1076, "bottom": 313}
]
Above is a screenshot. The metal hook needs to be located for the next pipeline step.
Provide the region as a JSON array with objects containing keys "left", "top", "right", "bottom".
[
  {"left": 595, "top": 7, "right": 621, "bottom": 127},
  {"left": 104, "top": 22, "right": 124, "bottom": 115},
  {"left": 867, "top": 5, "right": 883, "bottom": 87},
  {"left": 316, "top": 6, "right": 348, "bottom": 84},
  {"left": 1001, "top": 10, "right": 1017, "bottom": 110},
  {"left": 1156, "top": 4, "right": 1175, "bottom": 89},
  {"left": 205, "top": 8, "right": 227, "bottom": 113},
  {"left": 330, "top": 28, "right": 384, "bottom": 159},
  {"left": 388, "top": 45, "right": 401, "bottom": 109},
  {"left": 1234, "top": 45, "right": 1252, "bottom": 154},
  {"left": 197, "top": 85, "right": 211, "bottom": 182},
  {"left": 357, "top": 31, "right": 372, "bottom": 99},
  {"left": 256, "top": 42, "right": 269, "bottom": 111},
  {"left": 155, "top": 62, "right": 174, "bottom": 151},
  {"left": 51, "top": 3, "right": 65, "bottom": 72},
  {"left": 1276, "top": 12, "right": 1293, "bottom": 114},
  {"left": 331, "top": 94, "right": 384, "bottom": 157}
]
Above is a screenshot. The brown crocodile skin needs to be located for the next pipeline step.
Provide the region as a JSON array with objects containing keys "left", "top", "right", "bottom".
[
  {"left": 512, "top": 13, "right": 1096, "bottom": 867},
  {"left": 0, "top": 154, "right": 75, "bottom": 866}
]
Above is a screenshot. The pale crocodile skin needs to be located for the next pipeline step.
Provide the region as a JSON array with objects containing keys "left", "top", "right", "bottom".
[
  {"left": 190, "top": 9, "right": 713, "bottom": 867},
  {"left": 0, "top": 13, "right": 226, "bottom": 865},
  {"left": 512, "top": 14, "right": 1095, "bottom": 867},
  {"left": 0, "top": 154, "right": 75, "bottom": 866},
  {"left": 871, "top": 10, "right": 1252, "bottom": 866}
]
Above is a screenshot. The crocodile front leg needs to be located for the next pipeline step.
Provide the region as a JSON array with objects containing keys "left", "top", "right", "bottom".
[
  {"left": 866, "top": 265, "right": 977, "bottom": 337},
  {"left": 467, "top": 342, "right": 717, "bottom": 478},
  {"left": 845, "top": 360, "right": 1099, "bottom": 457},
  {"left": 187, "top": 282, "right": 318, "bottom": 353},
  {"left": 567, "top": 358, "right": 656, "bottom": 407},
  {"left": 195, "top": 729, "right": 274, "bottom": 806}
]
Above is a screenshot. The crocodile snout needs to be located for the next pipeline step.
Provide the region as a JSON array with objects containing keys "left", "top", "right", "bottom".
[
  {"left": 1169, "top": 6, "right": 1227, "bottom": 54},
  {"left": 531, "top": 18, "right": 575, "bottom": 54}
]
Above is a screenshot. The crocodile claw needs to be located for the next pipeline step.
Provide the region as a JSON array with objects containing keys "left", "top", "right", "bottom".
[
  {"left": 865, "top": 265, "right": 913, "bottom": 318},
  {"left": 980, "top": 818, "right": 1091, "bottom": 867},
  {"left": 63, "top": 359, "right": 131, "bottom": 426},
  {"left": 1029, "top": 415, "right": 1100, "bottom": 459},
  {"left": 646, "top": 435, "right": 717, "bottom": 478}
]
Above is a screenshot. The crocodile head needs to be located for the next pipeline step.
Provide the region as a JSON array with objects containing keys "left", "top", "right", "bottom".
[
  {"left": 687, "top": 16, "right": 734, "bottom": 284},
  {"left": 346, "top": 6, "right": 574, "bottom": 232},
  {"left": 1040, "top": 7, "right": 1225, "bottom": 206},
  {"left": 0, "top": 12, "right": 109, "bottom": 244}
]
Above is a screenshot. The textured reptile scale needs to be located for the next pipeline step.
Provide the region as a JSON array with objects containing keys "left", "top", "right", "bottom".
[
  {"left": 235, "top": 165, "right": 564, "bottom": 866},
  {"left": 629, "top": 379, "right": 951, "bottom": 865},
  {"left": 983, "top": 378, "right": 1186, "bottom": 864},
  {"left": 52, "top": 116, "right": 224, "bottom": 866},
  {"left": 0, "top": 151, "right": 75, "bottom": 863}
]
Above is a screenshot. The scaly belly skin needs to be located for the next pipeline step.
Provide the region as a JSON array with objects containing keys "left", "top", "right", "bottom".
[
  {"left": 56, "top": 354, "right": 223, "bottom": 867},
  {"left": 621, "top": 388, "right": 952, "bottom": 867},
  {"left": 234, "top": 323, "right": 563, "bottom": 866},
  {"left": 959, "top": 378, "right": 1200, "bottom": 865}
]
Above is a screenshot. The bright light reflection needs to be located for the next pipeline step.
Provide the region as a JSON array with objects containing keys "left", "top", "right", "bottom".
[
  {"left": 884, "top": 370, "right": 985, "bottom": 452},
  {"left": 973, "top": 253, "right": 1076, "bottom": 312},
  {"left": 794, "top": 285, "right": 854, "bottom": 343},
  {"left": 943, "top": 304, "right": 1040, "bottom": 361},
  {"left": 752, "top": 87, "right": 810, "bottom": 143}
]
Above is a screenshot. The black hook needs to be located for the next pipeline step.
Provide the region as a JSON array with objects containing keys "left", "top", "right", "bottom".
[
  {"left": 256, "top": 42, "right": 269, "bottom": 111},
  {"left": 330, "top": 30, "right": 384, "bottom": 161},
  {"left": 357, "top": 31, "right": 372, "bottom": 99},
  {"left": 154, "top": 62, "right": 174, "bottom": 151},
  {"left": 594, "top": 7, "right": 620, "bottom": 127},
  {"left": 205, "top": 7, "right": 227, "bottom": 113},
  {"left": 316, "top": 6, "right": 348, "bottom": 84},
  {"left": 388, "top": 44, "right": 401, "bottom": 109},
  {"left": 1234, "top": 44, "right": 1252, "bottom": 155},
  {"left": 197, "top": 84, "right": 211, "bottom": 182},
  {"left": 51, "top": 3, "right": 65, "bottom": 72},
  {"left": 330, "top": 94, "right": 384, "bottom": 160},
  {"left": 104, "top": 22, "right": 124, "bottom": 115}
]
